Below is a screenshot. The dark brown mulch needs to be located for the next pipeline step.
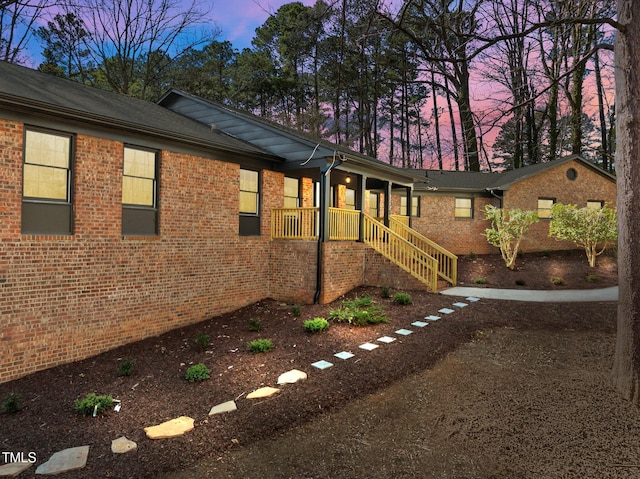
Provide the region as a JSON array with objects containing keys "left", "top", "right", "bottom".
[{"left": 0, "top": 250, "right": 617, "bottom": 478}]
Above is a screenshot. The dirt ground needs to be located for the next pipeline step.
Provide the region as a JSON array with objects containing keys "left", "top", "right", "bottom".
[{"left": 0, "top": 250, "right": 626, "bottom": 479}]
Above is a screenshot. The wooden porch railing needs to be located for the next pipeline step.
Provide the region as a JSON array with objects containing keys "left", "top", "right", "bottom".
[
  {"left": 271, "top": 207, "right": 318, "bottom": 240},
  {"left": 328, "top": 207, "right": 360, "bottom": 241},
  {"left": 363, "top": 214, "right": 439, "bottom": 292},
  {"left": 389, "top": 216, "right": 458, "bottom": 285}
]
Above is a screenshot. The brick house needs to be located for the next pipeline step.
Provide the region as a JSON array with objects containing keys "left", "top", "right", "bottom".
[
  {"left": 405, "top": 157, "right": 617, "bottom": 255},
  {"left": 0, "top": 61, "right": 616, "bottom": 384},
  {"left": 0, "top": 62, "right": 431, "bottom": 384}
]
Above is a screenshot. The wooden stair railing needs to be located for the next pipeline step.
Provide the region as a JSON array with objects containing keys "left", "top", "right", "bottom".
[
  {"left": 363, "top": 214, "right": 439, "bottom": 292},
  {"left": 389, "top": 216, "right": 458, "bottom": 285}
]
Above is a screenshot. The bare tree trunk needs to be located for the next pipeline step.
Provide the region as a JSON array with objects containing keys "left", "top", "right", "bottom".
[
  {"left": 594, "top": 50, "right": 609, "bottom": 170},
  {"left": 431, "top": 71, "right": 443, "bottom": 170},
  {"left": 612, "top": 0, "right": 640, "bottom": 403}
]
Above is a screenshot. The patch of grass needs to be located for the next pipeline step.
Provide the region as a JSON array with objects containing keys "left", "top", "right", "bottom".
[
  {"left": 550, "top": 276, "right": 564, "bottom": 286},
  {"left": 195, "top": 333, "right": 210, "bottom": 351},
  {"left": 381, "top": 286, "right": 391, "bottom": 299},
  {"left": 585, "top": 274, "right": 600, "bottom": 283},
  {"left": 247, "top": 317, "right": 262, "bottom": 332},
  {"left": 117, "top": 358, "right": 134, "bottom": 377},
  {"left": 474, "top": 277, "right": 487, "bottom": 284},
  {"left": 304, "top": 318, "right": 330, "bottom": 333},
  {"left": 515, "top": 279, "right": 526, "bottom": 286},
  {"left": 1, "top": 393, "right": 22, "bottom": 414},
  {"left": 185, "top": 363, "right": 211, "bottom": 382},
  {"left": 74, "top": 393, "right": 114, "bottom": 416},
  {"left": 393, "top": 292, "right": 412, "bottom": 305},
  {"left": 328, "top": 295, "right": 389, "bottom": 326},
  {"left": 291, "top": 304, "right": 302, "bottom": 317},
  {"left": 248, "top": 338, "right": 273, "bottom": 353}
]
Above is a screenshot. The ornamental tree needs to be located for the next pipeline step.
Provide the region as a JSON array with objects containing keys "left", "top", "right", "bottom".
[
  {"left": 548, "top": 203, "right": 618, "bottom": 267},
  {"left": 484, "top": 205, "right": 539, "bottom": 270}
]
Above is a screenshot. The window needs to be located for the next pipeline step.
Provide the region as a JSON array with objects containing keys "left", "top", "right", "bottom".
[
  {"left": 537, "top": 198, "right": 555, "bottom": 219},
  {"left": 369, "top": 191, "right": 379, "bottom": 218},
  {"left": 122, "top": 146, "right": 158, "bottom": 235},
  {"left": 400, "top": 195, "right": 420, "bottom": 217},
  {"left": 284, "top": 177, "right": 300, "bottom": 208},
  {"left": 345, "top": 188, "right": 356, "bottom": 210},
  {"left": 587, "top": 200, "right": 604, "bottom": 210},
  {"left": 239, "top": 168, "right": 260, "bottom": 235},
  {"left": 454, "top": 198, "right": 473, "bottom": 218},
  {"left": 22, "top": 129, "right": 73, "bottom": 234}
]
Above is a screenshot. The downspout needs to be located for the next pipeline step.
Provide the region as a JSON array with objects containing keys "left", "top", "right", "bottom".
[
  {"left": 486, "top": 188, "right": 503, "bottom": 208},
  {"left": 314, "top": 158, "right": 343, "bottom": 304}
]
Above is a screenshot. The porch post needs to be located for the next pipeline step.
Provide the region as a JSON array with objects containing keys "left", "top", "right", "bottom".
[
  {"left": 383, "top": 181, "right": 391, "bottom": 227},
  {"left": 319, "top": 167, "right": 331, "bottom": 242},
  {"left": 359, "top": 174, "right": 367, "bottom": 242},
  {"left": 406, "top": 185, "right": 413, "bottom": 228}
]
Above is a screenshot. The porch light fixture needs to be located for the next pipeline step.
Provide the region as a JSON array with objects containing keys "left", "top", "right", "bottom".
[{"left": 345, "top": 176, "right": 351, "bottom": 183}]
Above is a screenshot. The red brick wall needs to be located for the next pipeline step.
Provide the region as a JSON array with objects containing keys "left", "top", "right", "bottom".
[
  {"left": 319, "top": 241, "right": 366, "bottom": 304},
  {"left": 363, "top": 249, "right": 427, "bottom": 290},
  {"left": 503, "top": 160, "right": 617, "bottom": 252},
  {"left": 412, "top": 195, "right": 498, "bottom": 255},
  {"left": 269, "top": 240, "right": 317, "bottom": 304},
  {"left": 1, "top": 121, "right": 277, "bottom": 384}
]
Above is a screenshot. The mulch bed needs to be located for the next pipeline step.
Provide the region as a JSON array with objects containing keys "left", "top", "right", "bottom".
[{"left": 0, "top": 250, "right": 617, "bottom": 478}]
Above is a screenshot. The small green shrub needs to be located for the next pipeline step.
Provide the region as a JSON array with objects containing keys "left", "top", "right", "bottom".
[
  {"left": 195, "top": 333, "right": 211, "bottom": 351},
  {"left": 185, "top": 363, "right": 211, "bottom": 382},
  {"left": 541, "top": 250, "right": 550, "bottom": 257},
  {"left": 248, "top": 317, "right": 262, "bottom": 332},
  {"left": 304, "top": 318, "right": 330, "bottom": 333},
  {"left": 550, "top": 276, "right": 564, "bottom": 286},
  {"left": 468, "top": 251, "right": 478, "bottom": 261},
  {"left": 117, "top": 358, "right": 134, "bottom": 377},
  {"left": 74, "top": 393, "right": 114, "bottom": 416},
  {"left": 515, "top": 279, "right": 526, "bottom": 286},
  {"left": 328, "top": 295, "right": 389, "bottom": 326},
  {"left": 585, "top": 274, "right": 600, "bottom": 283},
  {"left": 1, "top": 393, "right": 22, "bottom": 414},
  {"left": 291, "top": 305, "right": 302, "bottom": 317},
  {"left": 474, "top": 277, "right": 487, "bottom": 285},
  {"left": 248, "top": 338, "right": 273, "bottom": 353},
  {"left": 381, "top": 286, "right": 391, "bottom": 299},
  {"left": 393, "top": 292, "right": 412, "bottom": 305}
]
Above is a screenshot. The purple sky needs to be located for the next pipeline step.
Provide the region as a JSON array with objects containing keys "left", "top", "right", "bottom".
[{"left": 211, "top": 0, "right": 316, "bottom": 49}]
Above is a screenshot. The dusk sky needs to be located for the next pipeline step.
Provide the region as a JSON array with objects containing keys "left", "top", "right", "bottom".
[{"left": 211, "top": 0, "right": 316, "bottom": 49}]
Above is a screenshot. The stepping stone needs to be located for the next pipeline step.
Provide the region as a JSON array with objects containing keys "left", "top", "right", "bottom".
[
  {"left": 377, "top": 336, "right": 396, "bottom": 343},
  {"left": 453, "top": 302, "right": 468, "bottom": 308},
  {"left": 144, "top": 416, "right": 195, "bottom": 439},
  {"left": 334, "top": 351, "right": 354, "bottom": 360},
  {"left": 209, "top": 400, "right": 237, "bottom": 416},
  {"left": 395, "top": 329, "right": 413, "bottom": 336},
  {"left": 35, "top": 446, "right": 89, "bottom": 475},
  {"left": 466, "top": 297, "right": 481, "bottom": 302},
  {"left": 359, "top": 342, "right": 379, "bottom": 351},
  {"left": 277, "top": 369, "right": 307, "bottom": 384},
  {"left": 0, "top": 461, "right": 32, "bottom": 477},
  {"left": 425, "top": 315, "right": 441, "bottom": 321},
  {"left": 438, "top": 308, "right": 455, "bottom": 314},
  {"left": 247, "top": 387, "right": 280, "bottom": 399},
  {"left": 411, "top": 320, "right": 429, "bottom": 328},
  {"left": 311, "top": 360, "right": 333, "bottom": 370},
  {"left": 111, "top": 436, "right": 137, "bottom": 454}
]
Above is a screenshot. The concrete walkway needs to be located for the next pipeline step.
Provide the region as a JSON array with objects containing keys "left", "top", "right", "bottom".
[{"left": 440, "top": 286, "right": 618, "bottom": 302}]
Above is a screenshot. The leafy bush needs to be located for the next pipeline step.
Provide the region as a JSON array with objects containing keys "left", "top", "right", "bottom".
[
  {"left": 328, "top": 295, "right": 389, "bottom": 326},
  {"left": 484, "top": 205, "right": 539, "bottom": 270},
  {"left": 474, "top": 277, "right": 487, "bottom": 284},
  {"left": 304, "top": 318, "right": 330, "bottom": 333},
  {"left": 515, "top": 279, "right": 526, "bottom": 286},
  {"left": 248, "top": 317, "right": 262, "bottom": 332},
  {"left": 468, "top": 251, "right": 478, "bottom": 261},
  {"left": 381, "top": 286, "right": 391, "bottom": 299},
  {"left": 1, "top": 393, "right": 22, "bottom": 414},
  {"left": 248, "top": 338, "right": 273, "bottom": 353},
  {"left": 74, "top": 393, "right": 114, "bottom": 416},
  {"left": 393, "top": 292, "right": 412, "bottom": 305},
  {"left": 185, "top": 363, "right": 211, "bottom": 382},
  {"left": 195, "top": 333, "right": 211, "bottom": 351},
  {"left": 585, "top": 274, "right": 600, "bottom": 283},
  {"left": 550, "top": 276, "right": 564, "bottom": 286},
  {"left": 291, "top": 305, "right": 302, "bottom": 317},
  {"left": 117, "top": 358, "right": 134, "bottom": 377}
]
